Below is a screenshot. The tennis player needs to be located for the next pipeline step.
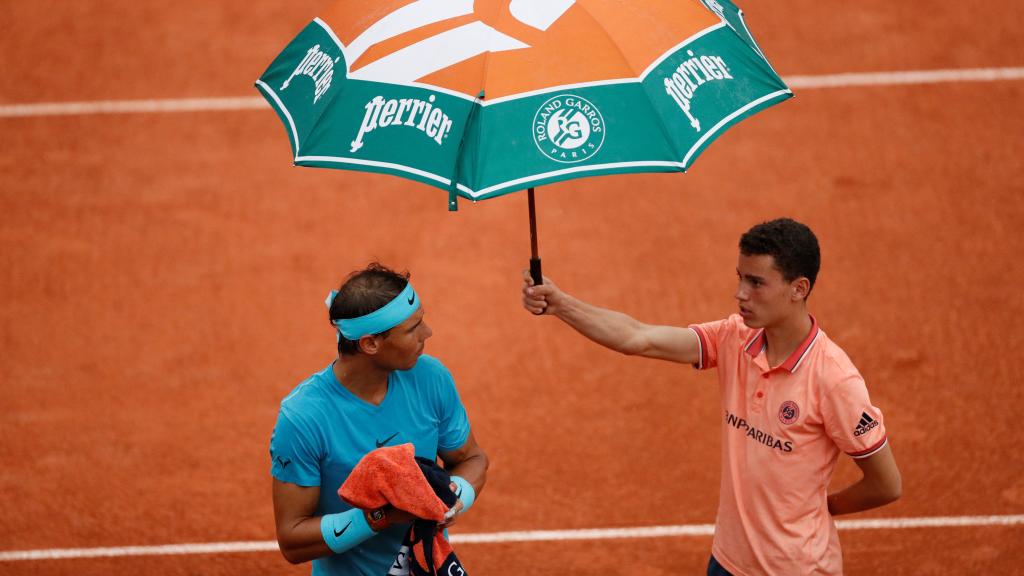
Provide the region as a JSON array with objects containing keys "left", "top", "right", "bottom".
[{"left": 270, "top": 263, "right": 488, "bottom": 575}]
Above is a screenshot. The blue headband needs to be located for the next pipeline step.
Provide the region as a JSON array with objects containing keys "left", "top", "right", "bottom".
[{"left": 325, "top": 282, "right": 420, "bottom": 340}]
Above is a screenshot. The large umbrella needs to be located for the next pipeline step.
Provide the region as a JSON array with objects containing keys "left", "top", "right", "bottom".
[{"left": 256, "top": 0, "right": 791, "bottom": 283}]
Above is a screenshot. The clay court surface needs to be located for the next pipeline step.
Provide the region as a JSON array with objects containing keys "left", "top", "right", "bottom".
[{"left": 2, "top": 1, "right": 1023, "bottom": 574}]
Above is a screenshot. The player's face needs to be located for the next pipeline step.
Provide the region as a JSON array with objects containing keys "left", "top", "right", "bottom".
[
  {"left": 378, "top": 307, "right": 432, "bottom": 370},
  {"left": 734, "top": 253, "right": 796, "bottom": 328}
]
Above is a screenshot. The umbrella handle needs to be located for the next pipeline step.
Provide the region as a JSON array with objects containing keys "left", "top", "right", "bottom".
[
  {"left": 528, "top": 187, "right": 546, "bottom": 315},
  {"left": 528, "top": 187, "right": 544, "bottom": 287},
  {"left": 529, "top": 257, "right": 543, "bottom": 287}
]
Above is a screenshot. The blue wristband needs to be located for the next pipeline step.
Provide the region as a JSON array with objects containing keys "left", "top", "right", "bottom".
[
  {"left": 320, "top": 508, "right": 376, "bottom": 554},
  {"left": 451, "top": 476, "right": 476, "bottom": 512}
]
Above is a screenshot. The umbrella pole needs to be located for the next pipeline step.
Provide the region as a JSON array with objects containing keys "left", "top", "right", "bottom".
[{"left": 528, "top": 187, "right": 543, "bottom": 286}]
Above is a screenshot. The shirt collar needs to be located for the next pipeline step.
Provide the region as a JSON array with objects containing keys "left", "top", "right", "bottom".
[{"left": 744, "top": 315, "right": 821, "bottom": 373}]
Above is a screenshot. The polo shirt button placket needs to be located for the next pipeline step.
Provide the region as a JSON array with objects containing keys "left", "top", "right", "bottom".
[{"left": 753, "top": 373, "right": 769, "bottom": 411}]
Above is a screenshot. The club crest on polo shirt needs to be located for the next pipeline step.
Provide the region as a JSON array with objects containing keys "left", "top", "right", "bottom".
[{"left": 778, "top": 401, "right": 800, "bottom": 425}]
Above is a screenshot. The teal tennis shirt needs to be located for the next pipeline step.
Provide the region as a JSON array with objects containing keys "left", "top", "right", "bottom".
[{"left": 269, "top": 354, "right": 471, "bottom": 576}]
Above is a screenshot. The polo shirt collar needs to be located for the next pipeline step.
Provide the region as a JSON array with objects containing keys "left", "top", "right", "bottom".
[{"left": 743, "top": 315, "right": 821, "bottom": 373}]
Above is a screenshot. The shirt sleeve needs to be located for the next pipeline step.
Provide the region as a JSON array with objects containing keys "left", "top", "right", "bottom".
[
  {"left": 269, "top": 408, "right": 323, "bottom": 486},
  {"left": 687, "top": 318, "right": 732, "bottom": 370},
  {"left": 431, "top": 361, "right": 470, "bottom": 452},
  {"left": 821, "top": 373, "right": 888, "bottom": 459}
]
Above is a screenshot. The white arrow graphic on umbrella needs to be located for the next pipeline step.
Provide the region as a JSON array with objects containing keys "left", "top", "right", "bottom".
[{"left": 344, "top": 0, "right": 576, "bottom": 83}]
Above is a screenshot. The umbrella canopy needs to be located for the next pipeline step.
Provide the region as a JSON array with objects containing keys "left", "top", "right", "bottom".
[{"left": 256, "top": 0, "right": 791, "bottom": 210}]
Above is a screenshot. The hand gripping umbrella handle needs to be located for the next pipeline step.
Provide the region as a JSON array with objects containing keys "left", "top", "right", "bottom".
[
  {"left": 528, "top": 187, "right": 547, "bottom": 315},
  {"left": 529, "top": 257, "right": 543, "bottom": 288}
]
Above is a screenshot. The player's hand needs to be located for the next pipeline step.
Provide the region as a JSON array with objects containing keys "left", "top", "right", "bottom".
[
  {"left": 521, "top": 270, "right": 563, "bottom": 315},
  {"left": 365, "top": 505, "right": 417, "bottom": 532},
  {"left": 439, "top": 482, "right": 466, "bottom": 529},
  {"left": 382, "top": 505, "right": 417, "bottom": 527}
]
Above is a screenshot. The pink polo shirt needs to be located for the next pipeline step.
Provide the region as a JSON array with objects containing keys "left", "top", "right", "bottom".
[{"left": 690, "top": 314, "right": 887, "bottom": 576}]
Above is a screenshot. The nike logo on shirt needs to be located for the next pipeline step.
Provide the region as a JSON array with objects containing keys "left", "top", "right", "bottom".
[{"left": 376, "top": 432, "right": 399, "bottom": 448}]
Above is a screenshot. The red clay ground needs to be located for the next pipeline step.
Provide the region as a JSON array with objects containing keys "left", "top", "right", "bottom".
[{"left": 1, "top": 0, "right": 1022, "bottom": 574}]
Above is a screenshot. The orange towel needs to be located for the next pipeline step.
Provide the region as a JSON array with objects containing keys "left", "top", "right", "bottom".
[{"left": 339, "top": 443, "right": 467, "bottom": 576}]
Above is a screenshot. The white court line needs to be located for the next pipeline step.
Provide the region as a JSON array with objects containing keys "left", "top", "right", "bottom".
[
  {"left": 0, "top": 97, "right": 267, "bottom": 118},
  {"left": 0, "top": 67, "right": 1022, "bottom": 118},
  {"left": 785, "top": 66, "right": 1024, "bottom": 88},
  {"left": 1, "top": 514, "right": 1021, "bottom": 561}
]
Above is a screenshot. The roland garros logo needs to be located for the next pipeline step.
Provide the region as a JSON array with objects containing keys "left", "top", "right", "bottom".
[
  {"left": 532, "top": 94, "right": 605, "bottom": 164},
  {"left": 779, "top": 401, "right": 800, "bottom": 425}
]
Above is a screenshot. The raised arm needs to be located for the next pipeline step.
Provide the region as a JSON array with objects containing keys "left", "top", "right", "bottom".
[{"left": 522, "top": 271, "right": 701, "bottom": 365}]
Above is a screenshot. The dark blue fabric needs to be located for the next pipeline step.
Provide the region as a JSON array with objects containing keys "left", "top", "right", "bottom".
[
  {"left": 707, "top": 555, "right": 734, "bottom": 576},
  {"left": 415, "top": 456, "right": 457, "bottom": 507},
  {"left": 408, "top": 456, "right": 465, "bottom": 576}
]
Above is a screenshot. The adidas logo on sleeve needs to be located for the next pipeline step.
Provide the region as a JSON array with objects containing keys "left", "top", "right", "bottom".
[{"left": 853, "top": 412, "right": 880, "bottom": 437}]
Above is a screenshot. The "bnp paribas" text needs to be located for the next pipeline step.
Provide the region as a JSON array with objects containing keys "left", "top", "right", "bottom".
[{"left": 725, "top": 410, "right": 793, "bottom": 453}]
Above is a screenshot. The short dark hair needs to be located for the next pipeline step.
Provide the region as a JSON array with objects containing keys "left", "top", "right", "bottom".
[
  {"left": 739, "top": 218, "right": 820, "bottom": 296},
  {"left": 329, "top": 263, "right": 411, "bottom": 356}
]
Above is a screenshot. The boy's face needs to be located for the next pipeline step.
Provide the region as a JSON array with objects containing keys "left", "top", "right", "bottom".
[{"left": 734, "top": 253, "right": 804, "bottom": 328}]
